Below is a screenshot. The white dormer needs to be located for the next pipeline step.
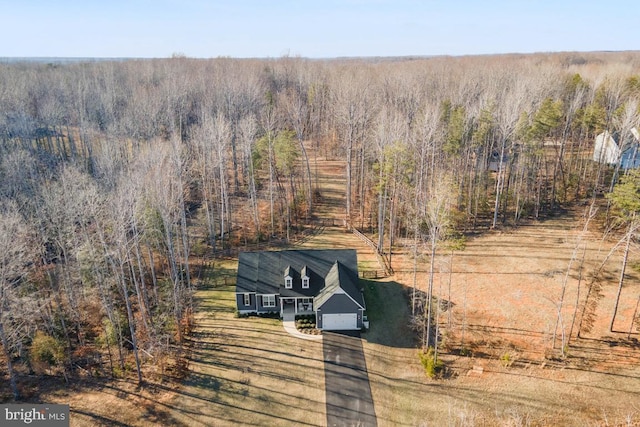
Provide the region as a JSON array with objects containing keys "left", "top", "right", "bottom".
[
  {"left": 301, "top": 265, "right": 310, "bottom": 288},
  {"left": 284, "top": 265, "right": 293, "bottom": 289}
]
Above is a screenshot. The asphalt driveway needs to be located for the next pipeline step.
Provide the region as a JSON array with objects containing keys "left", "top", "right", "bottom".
[{"left": 322, "top": 331, "right": 377, "bottom": 427}]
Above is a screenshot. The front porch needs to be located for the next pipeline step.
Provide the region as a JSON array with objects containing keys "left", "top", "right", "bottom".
[{"left": 280, "top": 297, "right": 315, "bottom": 318}]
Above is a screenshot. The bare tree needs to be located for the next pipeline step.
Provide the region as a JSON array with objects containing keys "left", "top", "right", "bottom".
[
  {"left": 552, "top": 203, "right": 596, "bottom": 355},
  {"left": 239, "top": 114, "right": 260, "bottom": 237},
  {"left": 331, "top": 68, "right": 375, "bottom": 222},
  {"left": 280, "top": 86, "right": 313, "bottom": 218},
  {"left": 0, "top": 201, "right": 33, "bottom": 399},
  {"left": 609, "top": 99, "right": 640, "bottom": 191},
  {"left": 259, "top": 97, "right": 279, "bottom": 236},
  {"left": 607, "top": 169, "right": 640, "bottom": 332},
  {"left": 410, "top": 103, "right": 439, "bottom": 315},
  {"left": 211, "top": 114, "right": 232, "bottom": 248},
  {"left": 492, "top": 80, "right": 531, "bottom": 227},
  {"left": 422, "top": 172, "right": 455, "bottom": 350}
]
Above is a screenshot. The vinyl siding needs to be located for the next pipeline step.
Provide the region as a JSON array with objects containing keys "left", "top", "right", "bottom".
[
  {"left": 257, "top": 294, "right": 279, "bottom": 312},
  {"left": 315, "top": 293, "right": 363, "bottom": 329},
  {"left": 236, "top": 293, "right": 256, "bottom": 313}
]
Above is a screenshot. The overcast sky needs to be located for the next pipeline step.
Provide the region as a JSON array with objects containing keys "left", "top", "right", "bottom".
[{"left": 1, "top": 0, "right": 638, "bottom": 58}]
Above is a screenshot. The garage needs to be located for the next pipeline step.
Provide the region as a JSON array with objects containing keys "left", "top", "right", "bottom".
[{"left": 322, "top": 313, "right": 358, "bottom": 330}]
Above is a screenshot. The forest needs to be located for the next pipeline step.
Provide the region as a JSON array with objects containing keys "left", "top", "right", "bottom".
[{"left": 1, "top": 51, "right": 640, "bottom": 400}]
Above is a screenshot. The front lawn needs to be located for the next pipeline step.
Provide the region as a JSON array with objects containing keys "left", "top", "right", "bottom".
[{"left": 169, "top": 262, "right": 327, "bottom": 427}]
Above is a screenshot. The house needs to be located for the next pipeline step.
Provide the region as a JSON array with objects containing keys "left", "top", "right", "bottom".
[
  {"left": 235, "top": 249, "right": 366, "bottom": 331},
  {"left": 487, "top": 144, "right": 520, "bottom": 172},
  {"left": 593, "top": 127, "right": 640, "bottom": 169}
]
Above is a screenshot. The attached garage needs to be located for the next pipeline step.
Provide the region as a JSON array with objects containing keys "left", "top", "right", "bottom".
[
  {"left": 315, "top": 261, "right": 366, "bottom": 331},
  {"left": 322, "top": 313, "right": 358, "bottom": 331}
]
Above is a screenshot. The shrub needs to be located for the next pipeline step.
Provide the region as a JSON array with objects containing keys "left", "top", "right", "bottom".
[
  {"left": 295, "top": 316, "right": 316, "bottom": 332},
  {"left": 418, "top": 348, "right": 443, "bottom": 378},
  {"left": 97, "top": 313, "right": 130, "bottom": 348},
  {"left": 190, "top": 240, "right": 208, "bottom": 257},
  {"left": 256, "top": 311, "right": 279, "bottom": 319},
  {"left": 30, "top": 331, "right": 66, "bottom": 373},
  {"left": 500, "top": 352, "right": 513, "bottom": 367},
  {"left": 459, "top": 347, "right": 472, "bottom": 357},
  {"left": 295, "top": 314, "right": 315, "bottom": 322}
]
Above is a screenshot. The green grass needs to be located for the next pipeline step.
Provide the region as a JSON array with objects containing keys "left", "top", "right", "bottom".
[
  {"left": 200, "top": 259, "right": 238, "bottom": 287},
  {"left": 362, "top": 279, "right": 415, "bottom": 348}
]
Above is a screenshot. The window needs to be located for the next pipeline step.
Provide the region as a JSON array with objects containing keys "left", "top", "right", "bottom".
[
  {"left": 285, "top": 276, "right": 293, "bottom": 289},
  {"left": 298, "top": 298, "right": 312, "bottom": 312},
  {"left": 263, "top": 295, "right": 276, "bottom": 307},
  {"left": 302, "top": 276, "right": 309, "bottom": 289},
  {"left": 243, "top": 293, "right": 250, "bottom": 306}
]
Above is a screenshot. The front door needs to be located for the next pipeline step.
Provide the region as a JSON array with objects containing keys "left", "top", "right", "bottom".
[{"left": 281, "top": 298, "right": 295, "bottom": 317}]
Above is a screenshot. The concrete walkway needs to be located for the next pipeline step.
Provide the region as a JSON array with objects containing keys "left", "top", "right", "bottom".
[{"left": 282, "top": 309, "right": 323, "bottom": 341}]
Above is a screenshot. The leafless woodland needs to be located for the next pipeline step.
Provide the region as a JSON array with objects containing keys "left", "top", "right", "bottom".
[{"left": 1, "top": 52, "right": 640, "bottom": 401}]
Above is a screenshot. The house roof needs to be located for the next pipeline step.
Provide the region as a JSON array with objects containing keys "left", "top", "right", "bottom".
[
  {"left": 315, "top": 260, "right": 365, "bottom": 309},
  {"left": 236, "top": 249, "right": 361, "bottom": 301},
  {"left": 594, "top": 127, "right": 640, "bottom": 168}
]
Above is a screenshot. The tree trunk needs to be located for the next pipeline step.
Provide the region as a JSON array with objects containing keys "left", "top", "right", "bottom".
[
  {"left": 492, "top": 138, "right": 507, "bottom": 228},
  {"left": 298, "top": 137, "right": 313, "bottom": 218},
  {"left": 377, "top": 169, "right": 387, "bottom": 252},
  {"left": 567, "top": 244, "right": 587, "bottom": 347},
  {"left": 268, "top": 133, "right": 275, "bottom": 236},
  {"left": 118, "top": 260, "right": 143, "bottom": 384},
  {"left": 346, "top": 135, "right": 353, "bottom": 220},
  {"left": 628, "top": 293, "right": 640, "bottom": 339},
  {"left": 610, "top": 223, "right": 633, "bottom": 332},
  {"left": 425, "top": 242, "right": 436, "bottom": 349},
  {"left": 412, "top": 227, "right": 419, "bottom": 317}
]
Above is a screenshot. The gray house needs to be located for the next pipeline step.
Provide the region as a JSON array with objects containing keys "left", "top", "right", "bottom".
[{"left": 235, "top": 249, "right": 366, "bottom": 330}]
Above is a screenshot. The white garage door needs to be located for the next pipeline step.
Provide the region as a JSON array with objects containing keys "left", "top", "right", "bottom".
[{"left": 322, "top": 313, "right": 357, "bottom": 330}]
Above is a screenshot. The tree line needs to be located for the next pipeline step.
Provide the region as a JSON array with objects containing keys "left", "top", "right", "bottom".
[{"left": 1, "top": 52, "right": 639, "bottom": 396}]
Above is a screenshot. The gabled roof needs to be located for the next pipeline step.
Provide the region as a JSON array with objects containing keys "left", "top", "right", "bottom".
[
  {"left": 284, "top": 265, "right": 294, "bottom": 278},
  {"left": 315, "top": 260, "right": 365, "bottom": 309},
  {"left": 594, "top": 127, "right": 640, "bottom": 168},
  {"left": 236, "top": 249, "right": 359, "bottom": 300}
]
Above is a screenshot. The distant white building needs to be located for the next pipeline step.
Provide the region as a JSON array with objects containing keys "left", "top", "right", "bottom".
[{"left": 593, "top": 127, "right": 640, "bottom": 169}]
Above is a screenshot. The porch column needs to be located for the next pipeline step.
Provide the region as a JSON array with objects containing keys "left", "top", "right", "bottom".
[{"left": 294, "top": 298, "right": 298, "bottom": 314}]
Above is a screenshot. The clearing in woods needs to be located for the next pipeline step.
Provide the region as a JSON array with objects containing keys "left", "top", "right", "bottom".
[{"left": 40, "top": 144, "right": 640, "bottom": 426}]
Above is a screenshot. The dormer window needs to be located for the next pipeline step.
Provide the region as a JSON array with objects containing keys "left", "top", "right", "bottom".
[
  {"left": 301, "top": 265, "right": 310, "bottom": 289},
  {"left": 284, "top": 265, "right": 293, "bottom": 289}
]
